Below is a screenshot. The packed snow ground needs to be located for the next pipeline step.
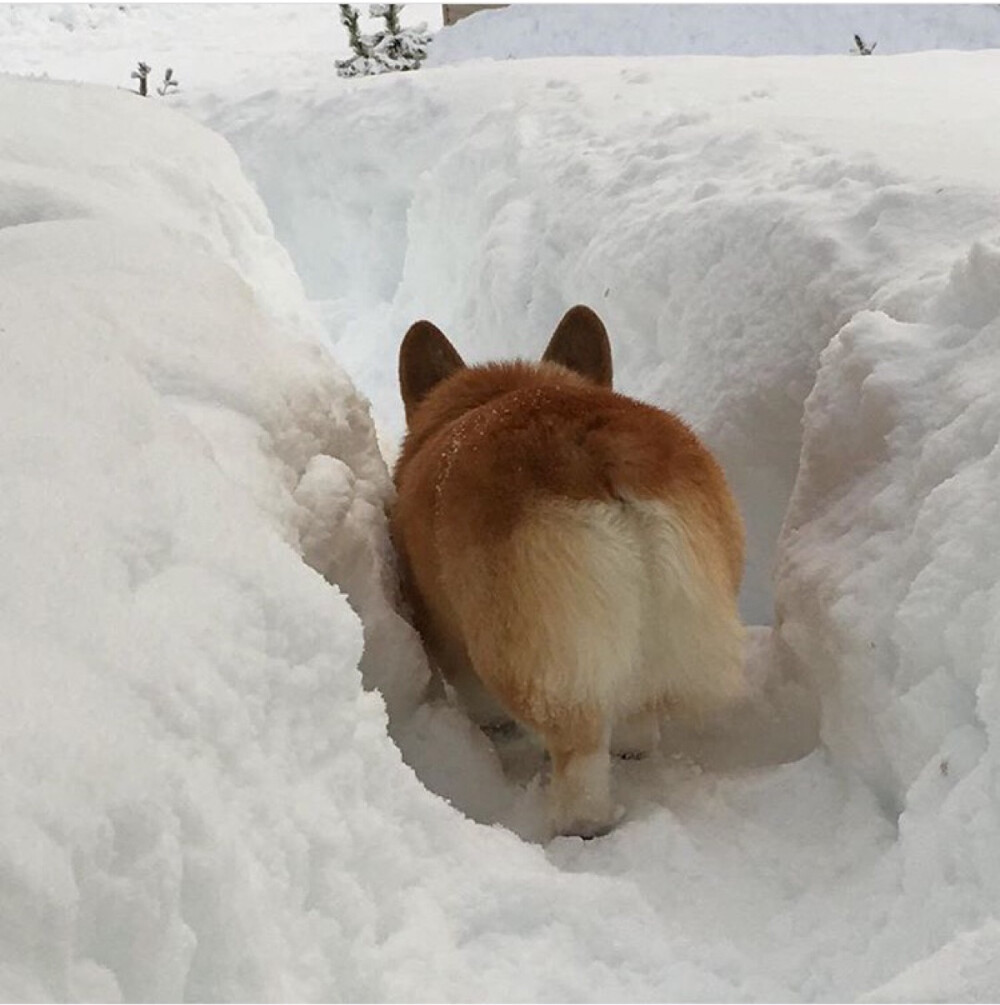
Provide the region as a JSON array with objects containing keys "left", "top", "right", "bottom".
[{"left": 4, "top": 5, "right": 1000, "bottom": 1003}]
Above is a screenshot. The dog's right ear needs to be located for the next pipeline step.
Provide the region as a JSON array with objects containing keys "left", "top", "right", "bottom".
[
  {"left": 542, "top": 305, "right": 613, "bottom": 388},
  {"left": 399, "top": 320, "right": 466, "bottom": 423}
]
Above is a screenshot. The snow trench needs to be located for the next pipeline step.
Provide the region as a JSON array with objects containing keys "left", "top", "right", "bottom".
[
  {"left": 204, "top": 56, "right": 1000, "bottom": 631},
  {"left": 7, "top": 51, "right": 1000, "bottom": 1001},
  {"left": 202, "top": 57, "right": 1000, "bottom": 999}
]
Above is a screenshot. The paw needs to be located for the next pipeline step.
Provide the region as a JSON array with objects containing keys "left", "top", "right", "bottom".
[{"left": 552, "top": 803, "right": 625, "bottom": 840}]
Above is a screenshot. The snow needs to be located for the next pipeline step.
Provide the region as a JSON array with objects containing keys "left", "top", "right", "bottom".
[
  {"left": 0, "top": 72, "right": 426, "bottom": 1000},
  {"left": 204, "top": 50, "right": 1000, "bottom": 630},
  {"left": 777, "top": 250, "right": 1000, "bottom": 968},
  {"left": 3, "top": 4, "right": 1000, "bottom": 1002},
  {"left": 428, "top": 3, "right": 1000, "bottom": 63},
  {"left": 862, "top": 918, "right": 1000, "bottom": 1003},
  {"left": 1, "top": 3, "right": 441, "bottom": 92}
]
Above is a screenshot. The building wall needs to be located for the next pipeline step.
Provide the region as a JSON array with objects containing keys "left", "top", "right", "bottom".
[{"left": 442, "top": 4, "right": 508, "bottom": 28}]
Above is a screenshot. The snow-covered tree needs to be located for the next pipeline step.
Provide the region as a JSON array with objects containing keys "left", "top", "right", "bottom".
[
  {"left": 131, "top": 60, "right": 151, "bottom": 96},
  {"left": 336, "top": 4, "right": 431, "bottom": 78},
  {"left": 157, "top": 67, "right": 179, "bottom": 96}
]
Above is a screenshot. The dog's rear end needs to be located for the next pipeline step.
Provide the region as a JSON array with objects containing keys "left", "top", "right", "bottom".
[{"left": 392, "top": 307, "right": 745, "bottom": 837}]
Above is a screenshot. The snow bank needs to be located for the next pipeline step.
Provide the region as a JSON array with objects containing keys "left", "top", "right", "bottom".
[
  {"left": 777, "top": 240, "right": 1000, "bottom": 971},
  {"left": 429, "top": 3, "right": 1000, "bottom": 64},
  {"left": 0, "top": 72, "right": 352, "bottom": 997},
  {"left": 0, "top": 74, "right": 463, "bottom": 1001}
]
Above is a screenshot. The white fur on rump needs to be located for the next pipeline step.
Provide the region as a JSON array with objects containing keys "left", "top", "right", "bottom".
[
  {"left": 446, "top": 495, "right": 746, "bottom": 835},
  {"left": 480, "top": 497, "right": 745, "bottom": 720}
]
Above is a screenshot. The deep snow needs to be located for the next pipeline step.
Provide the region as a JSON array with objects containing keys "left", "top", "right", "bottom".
[
  {"left": 204, "top": 49, "right": 1000, "bottom": 631},
  {"left": 3, "top": 4, "right": 1000, "bottom": 1003}
]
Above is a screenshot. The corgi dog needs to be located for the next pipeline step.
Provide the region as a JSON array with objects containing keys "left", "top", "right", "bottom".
[{"left": 391, "top": 306, "right": 745, "bottom": 838}]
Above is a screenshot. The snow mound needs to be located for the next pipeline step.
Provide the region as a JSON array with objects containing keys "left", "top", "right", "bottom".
[
  {"left": 0, "top": 74, "right": 432, "bottom": 1000},
  {"left": 777, "top": 239, "right": 1000, "bottom": 967},
  {"left": 429, "top": 3, "right": 1000, "bottom": 64}
]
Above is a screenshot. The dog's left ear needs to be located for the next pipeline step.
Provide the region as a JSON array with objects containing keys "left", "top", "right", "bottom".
[{"left": 542, "top": 305, "right": 613, "bottom": 388}]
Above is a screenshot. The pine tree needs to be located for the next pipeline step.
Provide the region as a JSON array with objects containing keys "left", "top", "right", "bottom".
[
  {"left": 336, "top": 4, "right": 431, "bottom": 78},
  {"left": 131, "top": 60, "right": 151, "bottom": 96},
  {"left": 156, "top": 67, "right": 179, "bottom": 96},
  {"left": 340, "top": 4, "right": 365, "bottom": 56},
  {"left": 853, "top": 33, "right": 877, "bottom": 55}
]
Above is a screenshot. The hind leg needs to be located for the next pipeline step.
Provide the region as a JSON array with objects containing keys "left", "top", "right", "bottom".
[
  {"left": 449, "top": 661, "right": 516, "bottom": 731},
  {"left": 542, "top": 717, "right": 622, "bottom": 838}
]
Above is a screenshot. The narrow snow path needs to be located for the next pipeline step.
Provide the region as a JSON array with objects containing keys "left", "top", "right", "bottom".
[
  {"left": 5, "top": 19, "right": 1000, "bottom": 996},
  {"left": 199, "top": 53, "right": 1000, "bottom": 999}
]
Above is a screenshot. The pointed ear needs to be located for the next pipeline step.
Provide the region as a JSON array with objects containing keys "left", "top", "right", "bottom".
[
  {"left": 541, "top": 305, "right": 613, "bottom": 387},
  {"left": 399, "top": 320, "right": 466, "bottom": 422}
]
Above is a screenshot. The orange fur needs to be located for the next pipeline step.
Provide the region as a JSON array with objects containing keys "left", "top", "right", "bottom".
[{"left": 391, "top": 307, "right": 745, "bottom": 837}]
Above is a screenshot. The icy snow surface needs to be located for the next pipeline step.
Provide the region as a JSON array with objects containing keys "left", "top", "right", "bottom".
[{"left": 3, "top": 5, "right": 1000, "bottom": 1002}]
